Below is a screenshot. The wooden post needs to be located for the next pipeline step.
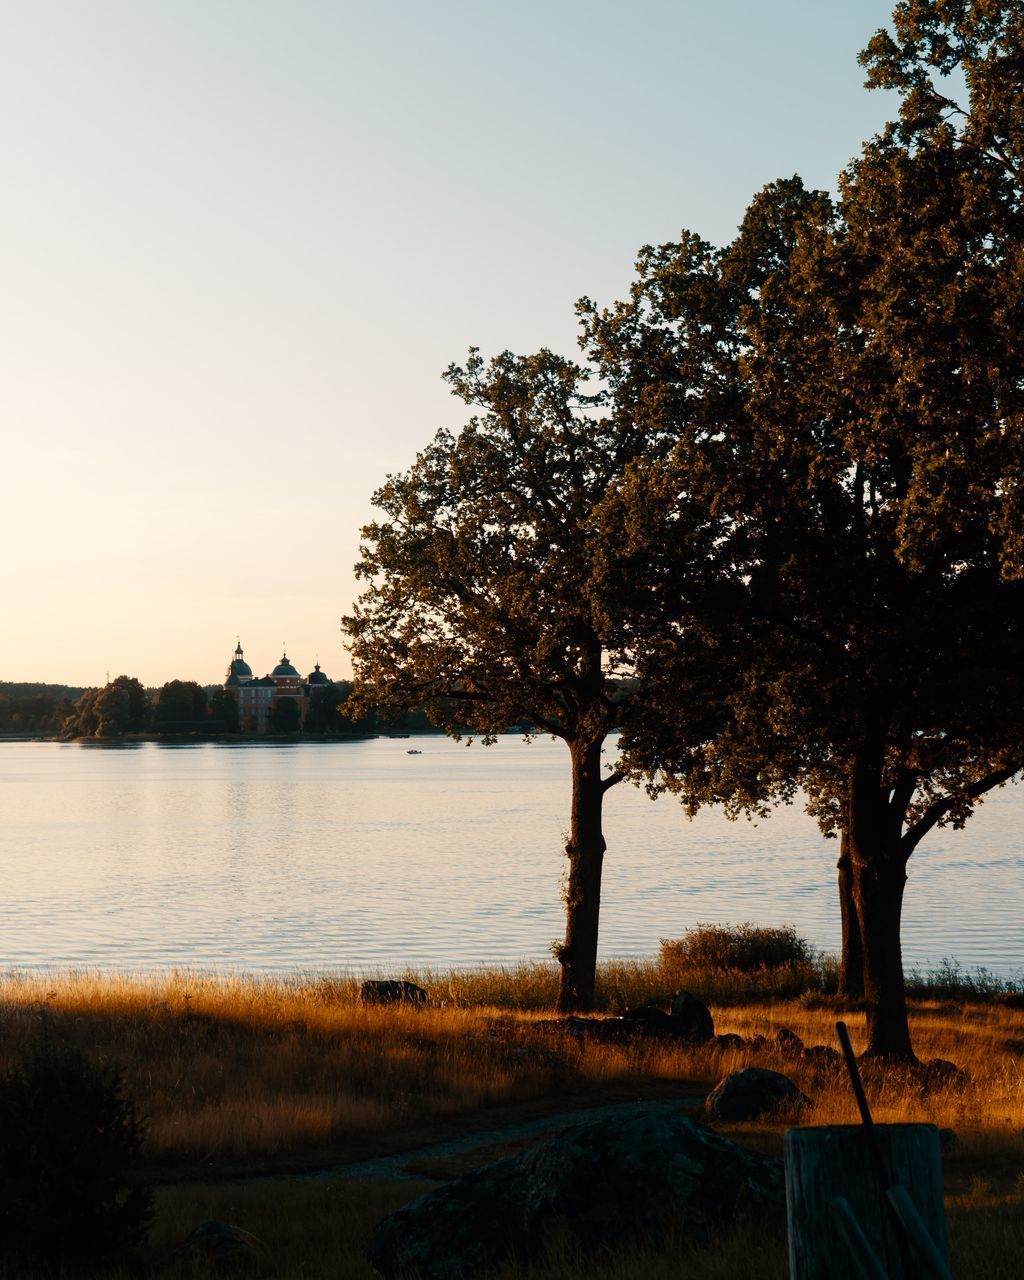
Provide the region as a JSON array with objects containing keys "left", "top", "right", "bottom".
[{"left": 785, "top": 1124, "right": 948, "bottom": 1280}]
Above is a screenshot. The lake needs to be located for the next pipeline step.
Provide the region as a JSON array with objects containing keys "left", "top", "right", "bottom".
[{"left": 1, "top": 737, "right": 1021, "bottom": 976}]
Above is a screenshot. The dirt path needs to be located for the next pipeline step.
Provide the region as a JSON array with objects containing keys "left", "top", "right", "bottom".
[{"left": 317, "top": 1095, "right": 705, "bottom": 1183}]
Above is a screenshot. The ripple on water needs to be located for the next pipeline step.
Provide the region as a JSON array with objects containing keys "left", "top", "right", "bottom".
[{"left": 0, "top": 738, "right": 1021, "bottom": 975}]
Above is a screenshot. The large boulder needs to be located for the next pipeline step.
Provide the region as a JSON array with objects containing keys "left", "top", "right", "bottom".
[
  {"left": 369, "top": 1107, "right": 783, "bottom": 1279},
  {"left": 359, "top": 980, "right": 429, "bottom": 1007},
  {"left": 668, "top": 990, "right": 715, "bottom": 1042},
  {"left": 705, "top": 1067, "right": 812, "bottom": 1122}
]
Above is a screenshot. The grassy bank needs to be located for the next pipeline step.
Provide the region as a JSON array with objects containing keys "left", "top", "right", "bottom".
[{"left": 1, "top": 954, "right": 1021, "bottom": 1276}]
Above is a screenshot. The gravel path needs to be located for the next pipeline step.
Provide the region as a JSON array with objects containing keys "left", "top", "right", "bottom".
[{"left": 319, "top": 1095, "right": 705, "bottom": 1182}]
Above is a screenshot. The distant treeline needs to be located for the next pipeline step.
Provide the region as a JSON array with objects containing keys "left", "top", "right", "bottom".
[
  {"left": 1, "top": 676, "right": 632, "bottom": 739},
  {"left": 0, "top": 684, "right": 87, "bottom": 734},
  {"left": 2, "top": 674, "right": 515, "bottom": 740}
]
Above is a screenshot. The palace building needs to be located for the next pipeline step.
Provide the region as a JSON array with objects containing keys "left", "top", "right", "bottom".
[{"left": 224, "top": 641, "right": 331, "bottom": 732}]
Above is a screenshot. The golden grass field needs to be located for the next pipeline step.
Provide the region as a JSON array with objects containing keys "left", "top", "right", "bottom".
[{"left": 1, "top": 956, "right": 1022, "bottom": 1277}]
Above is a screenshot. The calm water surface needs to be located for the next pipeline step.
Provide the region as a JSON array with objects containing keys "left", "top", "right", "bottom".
[{"left": 1, "top": 738, "right": 1021, "bottom": 975}]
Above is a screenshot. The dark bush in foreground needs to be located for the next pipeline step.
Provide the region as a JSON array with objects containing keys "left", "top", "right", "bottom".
[
  {"left": 660, "top": 923, "right": 812, "bottom": 974},
  {"left": 0, "top": 1032, "right": 152, "bottom": 1270}
]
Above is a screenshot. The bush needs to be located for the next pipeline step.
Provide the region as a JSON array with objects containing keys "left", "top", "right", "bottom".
[
  {"left": 0, "top": 1031, "right": 152, "bottom": 1269},
  {"left": 659, "top": 923, "right": 812, "bottom": 973}
]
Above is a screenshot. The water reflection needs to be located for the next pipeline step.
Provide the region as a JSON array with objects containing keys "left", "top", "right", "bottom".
[{"left": 0, "top": 738, "right": 1021, "bottom": 975}]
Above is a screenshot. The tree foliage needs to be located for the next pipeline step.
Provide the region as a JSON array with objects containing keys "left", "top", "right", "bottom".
[
  {"left": 0, "top": 1033, "right": 151, "bottom": 1267},
  {"left": 270, "top": 696, "right": 302, "bottom": 735},
  {"left": 152, "top": 679, "right": 208, "bottom": 729},
  {"left": 63, "top": 676, "right": 149, "bottom": 738},
  {"left": 590, "top": 69, "right": 1024, "bottom": 1057},
  {"left": 344, "top": 347, "right": 692, "bottom": 1009}
]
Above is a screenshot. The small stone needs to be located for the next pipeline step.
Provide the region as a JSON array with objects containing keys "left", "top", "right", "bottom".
[
  {"left": 918, "top": 1057, "right": 971, "bottom": 1094},
  {"left": 705, "top": 1067, "right": 813, "bottom": 1122},
  {"left": 802, "top": 1044, "right": 843, "bottom": 1070},
  {"left": 621, "top": 1005, "right": 675, "bottom": 1035},
  {"left": 179, "top": 1221, "right": 261, "bottom": 1270},
  {"left": 710, "top": 1033, "right": 746, "bottom": 1052},
  {"left": 767, "top": 1027, "right": 805, "bottom": 1054},
  {"left": 668, "top": 989, "right": 715, "bottom": 1042},
  {"left": 359, "top": 980, "right": 429, "bottom": 1006}
]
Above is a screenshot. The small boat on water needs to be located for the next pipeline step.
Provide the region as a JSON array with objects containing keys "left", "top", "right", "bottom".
[{"left": 407, "top": 749, "right": 422, "bottom": 755}]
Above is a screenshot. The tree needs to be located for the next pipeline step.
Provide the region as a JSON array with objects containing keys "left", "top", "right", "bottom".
[
  {"left": 858, "top": 0, "right": 1024, "bottom": 580},
  {"left": 303, "top": 683, "right": 351, "bottom": 735},
  {"left": 270, "top": 697, "right": 302, "bottom": 735},
  {"left": 343, "top": 347, "right": 689, "bottom": 1012},
  {"left": 152, "top": 680, "right": 207, "bottom": 729},
  {"left": 64, "top": 677, "right": 148, "bottom": 738},
  {"left": 208, "top": 687, "right": 239, "bottom": 733},
  {"left": 594, "top": 150, "right": 1024, "bottom": 1060}
]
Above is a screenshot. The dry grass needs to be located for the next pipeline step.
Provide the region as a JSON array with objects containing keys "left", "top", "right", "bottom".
[
  {"left": 1, "top": 963, "right": 1021, "bottom": 1167},
  {"left": 0, "top": 961, "right": 1022, "bottom": 1276},
  {"left": 0, "top": 970, "right": 573, "bottom": 1163}
]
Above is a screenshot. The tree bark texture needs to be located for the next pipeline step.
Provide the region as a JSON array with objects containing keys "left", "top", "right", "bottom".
[
  {"left": 556, "top": 736, "right": 607, "bottom": 1013},
  {"left": 836, "top": 831, "right": 865, "bottom": 1001},
  {"left": 847, "top": 752, "right": 916, "bottom": 1061}
]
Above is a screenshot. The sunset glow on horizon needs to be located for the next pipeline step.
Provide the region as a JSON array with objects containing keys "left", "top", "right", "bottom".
[{"left": 2, "top": 0, "right": 897, "bottom": 688}]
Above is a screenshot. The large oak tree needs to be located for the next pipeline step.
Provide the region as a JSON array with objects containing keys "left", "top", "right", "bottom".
[
  {"left": 592, "top": 18, "right": 1024, "bottom": 1060},
  {"left": 343, "top": 348, "right": 682, "bottom": 1011}
]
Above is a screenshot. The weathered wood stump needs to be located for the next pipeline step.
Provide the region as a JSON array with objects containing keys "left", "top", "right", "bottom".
[{"left": 785, "top": 1124, "right": 948, "bottom": 1280}]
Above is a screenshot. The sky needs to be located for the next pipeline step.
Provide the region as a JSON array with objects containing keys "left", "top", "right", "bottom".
[{"left": 0, "top": 0, "right": 899, "bottom": 689}]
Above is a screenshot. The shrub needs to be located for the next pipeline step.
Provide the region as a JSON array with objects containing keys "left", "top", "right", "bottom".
[
  {"left": 0, "top": 1031, "right": 152, "bottom": 1269},
  {"left": 659, "top": 923, "right": 812, "bottom": 973}
]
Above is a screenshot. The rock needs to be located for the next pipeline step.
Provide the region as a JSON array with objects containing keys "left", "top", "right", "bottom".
[
  {"left": 178, "top": 1221, "right": 261, "bottom": 1270},
  {"left": 360, "top": 980, "right": 429, "bottom": 1007},
  {"left": 767, "top": 1027, "right": 804, "bottom": 1054},
  {"left": 918, "top": 1057, "right": 971, "bottom": 1094},
  {"left": 536, "top": 998, "right": 712, "bottom": 1046},
  {"left": 536, "top": 1015, "right": 632, "bottom": 1044},
  {"left": 802, "top": 1044, "right": 843, "bottom": 1070},
  {"left": 668, "top": 989, "right": 715, "bottom": 1042},
  {"left": 369, "top": 1107, "right": 783, "bottom": 1279},
  {"left": 710, "top": 1033, "right": 746, "bottom": 1052},
  {"left": 620, "top": 1005, "right": 675, "bottom": 1035},
  {"left": 705, "top": 1068, "right": 813, "bottom": 1122},
  {"left": 938, "top": 1127, "right": 958, "bottom": 1153}
]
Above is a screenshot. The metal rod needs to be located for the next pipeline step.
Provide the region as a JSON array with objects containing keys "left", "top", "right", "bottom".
[{"left": 836, "top": 1019, "right": 874, "bottom": 1127}]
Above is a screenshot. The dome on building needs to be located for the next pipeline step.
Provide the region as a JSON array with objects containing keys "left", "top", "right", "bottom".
[
  {"left": 308, "top": 662, "right": 329, "bottom": 686},
  {"left": 271, "top": 651, "right": 300, "bottom": 678},
  {"left": 226, "top": 641, "right": 253, "bottom": 683}
]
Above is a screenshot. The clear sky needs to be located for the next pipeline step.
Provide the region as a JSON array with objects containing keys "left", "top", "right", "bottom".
[{"left": 1, "top": 0, "right": 898, "bottom": 688}]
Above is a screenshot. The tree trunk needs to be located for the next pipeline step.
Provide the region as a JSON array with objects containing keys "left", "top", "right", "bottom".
[
  {"left": 556, "top": 735, "right": 608, "bottom": 1013},
  {"left": 836, "top": 831, "right": 864, "bottom": 1000},
  {"left": 847, "top": 753, "right": 916, "bottom": 1061},
  {"left": 853, "top": 854, "right": 914, "bottom": 1060}
]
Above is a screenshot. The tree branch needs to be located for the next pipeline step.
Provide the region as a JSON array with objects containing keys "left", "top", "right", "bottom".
[{"left": 901, "top": 763, "right": 1019, "bottom": 856}]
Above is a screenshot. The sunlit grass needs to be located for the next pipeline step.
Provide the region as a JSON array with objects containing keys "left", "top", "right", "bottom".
[
  {"left": 0, "top": 960, "right": 1021, "bottom": 1276},
  {"left": 1, "top": 961, "right": 1021, "bottom": 1166}
]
